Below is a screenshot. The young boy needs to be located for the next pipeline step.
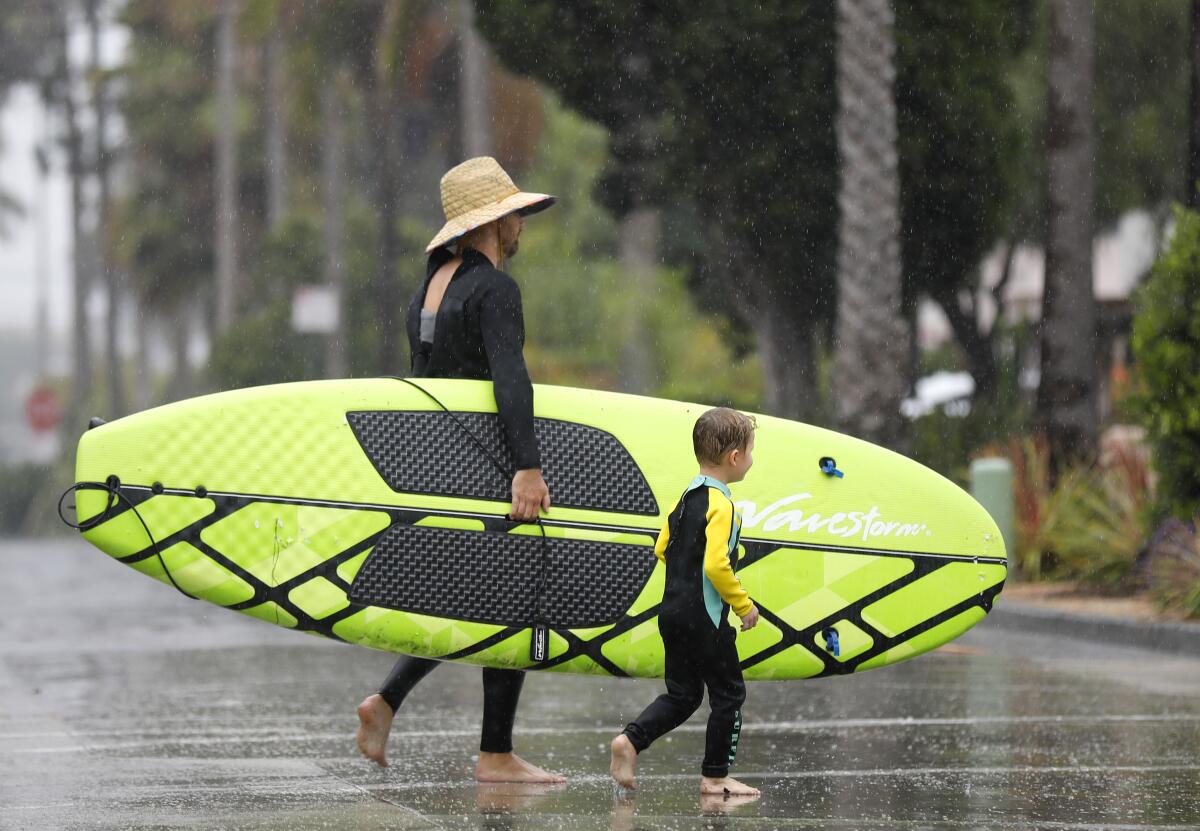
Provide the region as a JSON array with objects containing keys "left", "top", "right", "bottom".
[{"left": 610, "top": 407, "right": 761, "bottom": 796}]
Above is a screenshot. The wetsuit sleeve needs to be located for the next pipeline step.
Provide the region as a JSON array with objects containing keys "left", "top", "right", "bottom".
[
  {"left": 480, "top": 274, "right": 540, "bottom": 470},
  {"left": 653, "top": 500, "right": 678, "bottom": 563},
  {"left": 703, "top": 490, "right": 753, "bottom": 617}
]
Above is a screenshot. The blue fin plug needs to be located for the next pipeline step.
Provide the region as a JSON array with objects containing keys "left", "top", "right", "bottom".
[
  {"left": 819, "top": 457, "right": 844, "bottom": 478},
  {"left": 822, "top": 627, "right": 840, "bottom": 657}
]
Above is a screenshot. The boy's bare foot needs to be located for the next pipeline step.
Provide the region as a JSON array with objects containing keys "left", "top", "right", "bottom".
[
  {"left": 611, "top": 790, "right": 636, "bottom": 831},
  {"left": 700, "top": 792, "right": 761, "bottom": 814},
  {"left": 355, "top": 694, "right": 394, "bottom": 768},
  {"left": 609, "top": 734, "right": 638, "bottom": 790},
  {"left": 700, "top": 775, "right": 760, "bottom": 796},
  {"left": 475, "top": 752, "right": 565, "bottom": 783}
]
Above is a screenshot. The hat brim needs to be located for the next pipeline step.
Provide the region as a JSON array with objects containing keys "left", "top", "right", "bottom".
[{"left": 425, "top": 191, "right": 556, "bottom": 253}]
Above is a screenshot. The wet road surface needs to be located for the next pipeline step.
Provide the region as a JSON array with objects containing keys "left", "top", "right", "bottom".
[{"left": 2, "top": 538, "right": 1199, "bottom": 829}]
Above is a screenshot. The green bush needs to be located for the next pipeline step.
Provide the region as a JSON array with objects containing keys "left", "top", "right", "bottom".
[
  {"left": 1046, "top": 448, "right": 1153, "bottom": 589},
  {"left": 1131, "top": 204, "right": 1200, "bottom": 519},
  {"left": 1147, "top": 519, "right": 1200, "bottom": 618},
  {"left": 1004, "top": 436, "right": 1151, "bottom": 587}
]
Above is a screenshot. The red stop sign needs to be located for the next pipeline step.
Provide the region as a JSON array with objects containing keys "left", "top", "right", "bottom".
[{"left": 26, "top": 386, "right": 62, "bottom": 433}]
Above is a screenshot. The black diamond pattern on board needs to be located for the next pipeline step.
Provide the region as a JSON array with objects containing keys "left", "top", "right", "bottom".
[
  {"left": 347, "top": 410, "right": 658, "bottom": 515},
  {"left": 348, "top": 523, "right": 658, "bottom": 628}
]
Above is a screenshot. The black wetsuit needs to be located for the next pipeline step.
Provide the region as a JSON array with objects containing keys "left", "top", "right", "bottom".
[
  {"left": 622, "top": 475, "right": 751, "bottom": 778},
  {"left": 378, "top": 246, "right": 539, "bottom": 754}
]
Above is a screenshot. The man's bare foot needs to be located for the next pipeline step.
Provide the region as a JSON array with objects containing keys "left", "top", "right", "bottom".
[
  {"left": 475, "top": 751, "right": 565, "bottom": 783},
  {"left": 474, "top": 781, "right": 561, "bottom": 813},
  {"left": 609, "top": 734, "right": 638, "bottom": 790},
  {"left": 355, "top": 694, "right": 394, "bottom": 768},
  {"left": 514, "top": 754, "right": 566, "bottom": 782},
  {"left": 700, "top": 775, "right": 760, "bottom": 796}
]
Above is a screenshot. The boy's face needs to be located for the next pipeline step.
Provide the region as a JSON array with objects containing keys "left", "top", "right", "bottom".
[{"left": 726, "top": 435, "right": 755, "bottom": 483}]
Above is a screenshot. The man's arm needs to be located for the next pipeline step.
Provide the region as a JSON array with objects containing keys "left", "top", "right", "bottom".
[{"left": 480, "top": 273, "right": 540, "bottom": 470}]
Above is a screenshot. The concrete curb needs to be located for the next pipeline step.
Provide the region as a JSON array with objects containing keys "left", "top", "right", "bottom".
[{"left": 985, "top": 600, "right": 1200, "bottom": 656}]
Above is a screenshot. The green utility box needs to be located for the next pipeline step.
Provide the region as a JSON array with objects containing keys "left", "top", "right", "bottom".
[{"left": 969, "top": 457, "right": 1014, "bottom": 562}]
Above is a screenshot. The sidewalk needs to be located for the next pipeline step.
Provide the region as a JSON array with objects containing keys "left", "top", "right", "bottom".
[{"left": 987, "top": 581, "right": 1200, "bottom": 656}]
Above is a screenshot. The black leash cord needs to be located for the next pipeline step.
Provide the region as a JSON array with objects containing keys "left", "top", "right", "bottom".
[
  {"left": 58, "top": 479, "right": 197, "bottom": 600},
  {"left": 394, "top": 378, "right": 553, "bottom": 654}
]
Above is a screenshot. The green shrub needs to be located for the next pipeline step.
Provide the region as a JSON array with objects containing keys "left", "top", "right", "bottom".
[
  {"left": 1004, "top": 436, "right": 1151, "bottom": 587},
  {"left": 1046, "top": 444, "right": 1153, "bottom": 589},
  {"left": 1147, "top": 519, "right": 1200, "bottom": 618},
  {"left": 1131, "top": 204, "right": 1200, "bottom": 519}
]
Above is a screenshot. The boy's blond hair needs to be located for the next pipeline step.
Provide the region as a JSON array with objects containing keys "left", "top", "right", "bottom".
[{"left": 693, "top": 407, "right": 757, "bottom": 466}]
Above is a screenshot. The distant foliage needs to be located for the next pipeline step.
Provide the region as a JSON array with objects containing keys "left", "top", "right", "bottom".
[
  {"left": 1131, "top": 205, "right": 1200, "bottom": 519},
  {"left": 512, "top": 97, "right": 762, "bottom": 409},
  {"left": 909, "top": 340, "right": 1032, "bottom": 483}
]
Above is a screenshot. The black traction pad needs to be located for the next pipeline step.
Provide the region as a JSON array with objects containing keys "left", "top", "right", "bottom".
[
  {"left": 348, "top": 524, "right": 658, "bottom": 628},
  {"left": 347, "top": 410, "right": 658, "bottom": 515}
]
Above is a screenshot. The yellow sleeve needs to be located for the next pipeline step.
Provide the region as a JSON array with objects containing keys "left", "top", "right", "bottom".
[
  {"left": 703, "top": 489, "right": 753, "bottom": 617},
  {"left": 653, "top": 500, "right": 677, "bottom": 563}
]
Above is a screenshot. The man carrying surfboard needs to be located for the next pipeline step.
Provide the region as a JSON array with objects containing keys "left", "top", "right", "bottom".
[
  {"left": 610, "top": 407, "right": 762, "bottom": 796},
  {"left": 355, "top": 157, "right": 562, "bottom": 782}
]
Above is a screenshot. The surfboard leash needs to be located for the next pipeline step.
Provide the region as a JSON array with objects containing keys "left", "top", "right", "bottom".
[
  {"left": 58, "top": 478, "right": 198, "bottom": 601},
  {"left": 393, "top": 378, "right": 553, "bottom": 661}
]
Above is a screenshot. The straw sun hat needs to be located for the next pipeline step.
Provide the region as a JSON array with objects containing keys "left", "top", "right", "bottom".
[{"left": 425, "top": 156, "right": 556, "bottom": 253}]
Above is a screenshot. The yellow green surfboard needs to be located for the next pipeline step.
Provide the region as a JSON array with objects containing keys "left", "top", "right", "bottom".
[{"left": 71, "top": 378, "right": 1006, "bottom": 680}]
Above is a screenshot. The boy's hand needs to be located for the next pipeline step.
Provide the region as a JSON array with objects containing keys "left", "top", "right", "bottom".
[{"left": 739, "top": 604, "right": 760, "bottom": 631}]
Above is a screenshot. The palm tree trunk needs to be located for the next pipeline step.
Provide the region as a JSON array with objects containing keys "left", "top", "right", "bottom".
[
  {"left": 459, "top": 0, "right": 492, "bottom": 157},
  {"left": 265, "top": 25, "right": 289, "bottom": 229},
  {"left": 371, "top": 81, "right": 404, "bottom": 375},
  {"left": 755, "top": 296, "right": 819, "bottom": 421},
  {"left": 1038, "top": 0, "right": 1097, "bottom": 469},
  {"left": 322, "top": 68, "right": 347, "bottom": 378},
  {"left": 1189, "top": 0, "right": 1200, "bottom": 207},
  {"left": 59, "top": 7, "right": 92, "bottom": 435},
  {"left": 167, "top": 298, "right": 193, "bottom": 403},
  {"left": 214, "top": 0, "right": 239, "bottom": 334},
  {"left": 832, "top": 0, "right": 908, "bottom": 449},
  {"left": 86, "top": 0, "right": 125, "bottom": 418},
  {"left": 617, "top": 204, "right": 659, "bottom": 395}
]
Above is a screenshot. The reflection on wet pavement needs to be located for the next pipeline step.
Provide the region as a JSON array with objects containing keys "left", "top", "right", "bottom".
[{"left": 3, "top": 539, "right": 1199, "bottom": 829}]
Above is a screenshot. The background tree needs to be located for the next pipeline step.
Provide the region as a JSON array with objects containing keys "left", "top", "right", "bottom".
[
  {"left": 833, "top": 0, "right": 908, "bottom": 449},
  {"left": 475, "top": 2, "right": 676, "bottom": 396},
  {"left": 1130, "top": 205, "right": 1200, "bottom": 520},
  {"left": 214, "top": 0, "right": 241, "bottom": 336},
  {"left": 479, "top": 0, "right": 1036, "bottom": 423},
  {"left": 0, "top": 2, "right": 56, "bottom": 236},
  {"left": 478, "top": 0, "right": 837, "bottom": 420},
  {"left": 1038, "top": 0, "right": 1098, "bottom": 469},
  {"left": 896, "top": 0, "right": 1033, "bottom": 399},
  {"left": 85, "top": 0, "right": 127, "bottom": 418},
  {"left": 114, "top": 3, "right": 220, "bottom": 400}
]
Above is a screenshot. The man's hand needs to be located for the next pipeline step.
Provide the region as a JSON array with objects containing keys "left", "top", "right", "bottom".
[
  {"left": 510, "top": 468, "right": 551, "bottom": 522},
  {"left": 739, "top": 604, "right": 760, "bottom": 632}
]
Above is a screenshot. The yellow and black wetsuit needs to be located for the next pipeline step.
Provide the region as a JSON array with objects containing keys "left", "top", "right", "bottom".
[{"left": 622, "top": 474, "right": 752, "bottom": 778}]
